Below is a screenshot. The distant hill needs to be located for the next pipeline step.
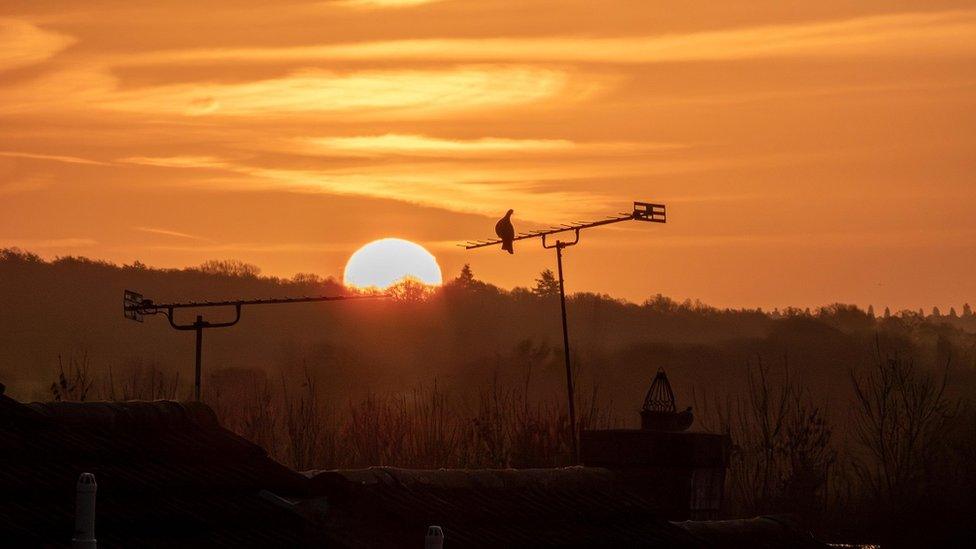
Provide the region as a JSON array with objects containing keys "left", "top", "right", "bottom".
[{"left": 1, "top": 248, "right": 974, "bottom": 418}]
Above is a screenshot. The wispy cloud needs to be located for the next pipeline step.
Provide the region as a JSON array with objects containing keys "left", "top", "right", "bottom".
[
  {"left": 134, "top": 226, "right": 215, "bottom": 242},
  {"left": 0, "top": 19, "right": 75, "bottom": 71},
  {"left": 305, "top": 134, "right": 575, "bottom": 155},
  {"left": 335, "top": 0, "right": 446, "bottom": 8},
  {"left": 0, "top": 66, "right": 116, "bottom": 115},
  {"left": 0, "top": 150, "right": 108, "bottom": 166},
  {"left": 120, "top": 156, "right": 232, "bottom": 169},
  {"left": 105, "top": 66, "right": 572, "bottom": 117},
  {"left": 110, "top": 154, "right": 623, "bottom": 220},
  {"left": 291, "top": 134, "right": 682, "bottom": 157},
  {"left": 112, "top": 140, "right": 778, "bottom": 221},
  {"left": 0, "top": 64, "right": 578, "bottom": 119},
  {"left": 122, "top": 10, "right": 976, "bottom": 66}
]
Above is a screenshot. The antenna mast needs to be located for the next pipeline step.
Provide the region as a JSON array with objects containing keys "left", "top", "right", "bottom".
[
  {"left": 462, "top": 201, "right": 667, "bottom": 462},
  {"left": 123, "top": 291, "right": 386, "bottom": 401}
]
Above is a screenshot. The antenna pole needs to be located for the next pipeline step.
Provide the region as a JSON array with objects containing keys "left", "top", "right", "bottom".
[
  {"left": 194, "top": 316, "right": 203, "bottom": 402},
  {"left": 123, "top": 293, "right": 387, "bottom": 401},
  {"left": 556, "top": 242, "right": 578, "bottom": 462},
  {"left": 461, "top": 201, "right": 667, "bottom": 464}
]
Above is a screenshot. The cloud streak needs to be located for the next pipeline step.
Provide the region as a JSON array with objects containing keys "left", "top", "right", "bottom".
[
  {"left": 0, "top": 19, "right": 74, "bottom": 71},
  {"left": 114, "top": 154, "right": 627, "bottom": 220},
  {"left": 0, "top": 150, "right": 108, "bottom": 166},
  {"left": 104, "top": 66, "right": 572, "bottom": 117},
  {"left": 292, "top": 134, "right": 682, "bottom": 157},
  {"left": 122, "top": 10, "right": 976, "bottom": 66},
  {"left": 335, "top": 0, "right": 446, "bottom": 8},
  {"left": 134, "top": 226, "right": 215, "bottom": 242}
]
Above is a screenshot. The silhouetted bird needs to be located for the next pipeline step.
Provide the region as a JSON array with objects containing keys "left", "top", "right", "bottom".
[{"left": 495, "top": 209, "right": 515, "bottom": 254}]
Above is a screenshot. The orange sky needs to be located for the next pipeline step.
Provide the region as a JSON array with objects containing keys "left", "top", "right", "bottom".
[{"left": 1, "top": 1, "right": 974, "bottom": 310}]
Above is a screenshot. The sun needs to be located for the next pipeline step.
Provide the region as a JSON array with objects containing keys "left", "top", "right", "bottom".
[{"left": 343, "top": 238, "right": 443, "bottom": 290}]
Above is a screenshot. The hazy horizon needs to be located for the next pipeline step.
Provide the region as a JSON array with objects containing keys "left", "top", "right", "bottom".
[
  {"left": 3, "top": 246, "right": 973, "bottom": 316},
  {"left": 2, "top": 1, "right": 974, "bottom": 312}
]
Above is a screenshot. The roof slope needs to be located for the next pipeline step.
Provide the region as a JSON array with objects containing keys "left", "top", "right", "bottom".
[
  {"left": 304, "top": 467, "right": 825, "bottom": 549},
  {"left": 0, "top": 394, "right": 312, "bottom": 547},
  {"left": 304, "top": 467, "right": 824, "bottom": 548},
  {"left": 676, "top": 516, "right": 827, "bottom": 548}
]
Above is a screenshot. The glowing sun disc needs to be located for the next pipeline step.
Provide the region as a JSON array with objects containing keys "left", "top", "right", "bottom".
[{"left": 343, "top": 238, "right": 442, "bottom": 289}]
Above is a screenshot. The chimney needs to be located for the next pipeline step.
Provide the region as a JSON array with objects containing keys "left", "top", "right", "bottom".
[
  {"left": 72, "top": 473, "right": 97, "bottom": 549},
  {"left": 580, "top": 369, "right": 729, "bottom": 520}
]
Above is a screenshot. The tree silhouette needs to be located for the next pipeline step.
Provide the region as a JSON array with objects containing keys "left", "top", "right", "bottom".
[
  {"left": 458, "top": 263, "right": 475, "bottom": 286},
  {"left": 533, "top": 269, "right": 560, "bottom": 298},
  {"left": 292, "top": 272, "right": 323, "bottom": 284},
  {"left": 389, "top": 277, "right": 434, "bottom": 302},
  {"left": 199, "top": 259, "right": 261, "bottom": 277}
]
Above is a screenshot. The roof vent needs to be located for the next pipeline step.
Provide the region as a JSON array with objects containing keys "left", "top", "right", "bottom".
[
  {"left": 72, "top": 472, "right": 97, "bottom": 549},
  {"left": 425, "top": 525, "right": 444, "bottom": 549}
]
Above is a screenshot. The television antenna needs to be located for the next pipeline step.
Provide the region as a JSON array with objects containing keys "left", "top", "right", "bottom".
[
  {"left": 123, "top": 291, "right": 386, "bottom": 401},
  {"left": 462, "top": 201, "right": 666, "bottom": 462}
]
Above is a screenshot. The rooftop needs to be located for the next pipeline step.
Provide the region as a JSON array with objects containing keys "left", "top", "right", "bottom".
[
  {"left": 302, "top": 467, "right": 825, "bottom": 548},
  {"left": 0, "top": 393, "right": 312, "bottom": 547},
  {"left": 1, "top": 389, "right": 825, "bottom": 547}
]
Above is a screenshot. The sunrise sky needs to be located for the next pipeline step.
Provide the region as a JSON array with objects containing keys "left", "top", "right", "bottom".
[{"left": 1, "top": 1, "right": 974, "bottom": 310}]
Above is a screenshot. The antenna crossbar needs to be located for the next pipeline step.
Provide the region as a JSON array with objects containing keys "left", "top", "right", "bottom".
[
  {"left": 461, "top": 199, "right": 667, "bottom": 464},
  {"left": 460, "top": 202, "right": 665, "bottom": 249},
  {"left": 124, "top": 293, "right": 383, "bottom": 314},
  {"left": 122, "top": 290, "right": 387, "bottom": 400}
]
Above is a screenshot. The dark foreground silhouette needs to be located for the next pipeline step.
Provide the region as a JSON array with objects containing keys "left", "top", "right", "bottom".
[
  {"left": 1, "top": 384, "right": 830, "bottom": 547},
  {"left": 1, "top": 248, "right": 975, "bottom": 546}
]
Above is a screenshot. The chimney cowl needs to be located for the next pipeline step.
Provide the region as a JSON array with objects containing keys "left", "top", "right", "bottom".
[{"left": 640, "top": 369, "right": 693, "bottom": 431}]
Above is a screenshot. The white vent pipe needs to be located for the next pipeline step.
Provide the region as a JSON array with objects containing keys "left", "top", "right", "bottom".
[
  {"left": 72, "top": 472, "right": 97, "bottom": 549},
  {"left": 425, "top": 525, "right": 444, "bottom": 549}
]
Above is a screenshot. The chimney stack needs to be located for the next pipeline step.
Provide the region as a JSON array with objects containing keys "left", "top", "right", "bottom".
[{"left": 580, "top": 369, "right": 729, "bottom": 520}]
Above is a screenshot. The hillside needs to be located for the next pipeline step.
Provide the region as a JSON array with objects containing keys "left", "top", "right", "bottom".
[{"left": 2, "top": 248, "right": 973, "bottom": 413}]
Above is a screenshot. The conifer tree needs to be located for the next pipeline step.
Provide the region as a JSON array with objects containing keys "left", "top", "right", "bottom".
[
  {"left": 458, "top": 263, "right": 475, "bottom": 285},
  {"left": 533, "top": 269, "right": 560, "bottom": 298}
]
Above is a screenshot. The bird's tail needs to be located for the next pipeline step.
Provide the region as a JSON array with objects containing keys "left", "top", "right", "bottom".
[{"left": 502, "top": 241, "right": 514, "bottom": 254}]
